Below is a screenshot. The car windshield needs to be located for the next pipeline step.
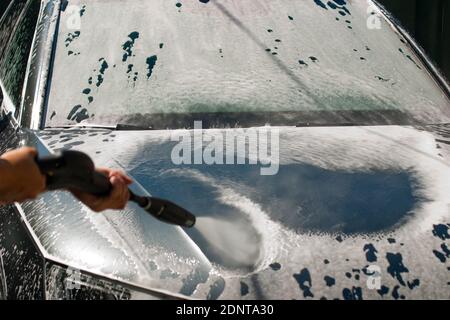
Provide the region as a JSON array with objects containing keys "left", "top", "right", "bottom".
[{"left": 45, "top": 0, "right": 450, "bottom": 129}]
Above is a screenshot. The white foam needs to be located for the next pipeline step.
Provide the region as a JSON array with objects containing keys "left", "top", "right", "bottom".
[
  {"left": 164, "top": 126, "right": 450, "bottom": 298},
  {"left": 39, "top": 125, "right": 450, "bottom": 298}
]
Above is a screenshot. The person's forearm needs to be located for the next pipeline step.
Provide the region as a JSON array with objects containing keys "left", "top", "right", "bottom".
[{"left": 0, "top": 147, "right": 131, "bottom": 210}]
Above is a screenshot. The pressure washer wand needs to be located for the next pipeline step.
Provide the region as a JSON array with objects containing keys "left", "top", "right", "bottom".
[
  {"left": 35, "top": 150, "right": 196, "bottom": 228},
  {"left": 128, "top": 192, "right": 196, "bottom": 228}
]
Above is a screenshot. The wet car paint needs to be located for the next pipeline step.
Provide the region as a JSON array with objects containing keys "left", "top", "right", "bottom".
[{"left": 30, "top": 125, "right": 450, "bottom": 300}]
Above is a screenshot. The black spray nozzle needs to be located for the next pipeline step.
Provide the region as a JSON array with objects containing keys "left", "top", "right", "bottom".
[
  {"left": 35, "top": 150, "right": 196, "bottom": 228},
  {"left": 130, "top": 193, "right": 196, "bottom": 228}
]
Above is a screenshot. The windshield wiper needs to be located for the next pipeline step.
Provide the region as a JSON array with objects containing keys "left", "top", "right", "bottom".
[
  {"left": 296, "top": 122, "right": 359, "bottom": 127},
  {"left": 115, "top": 123, "right": 154, "bottom": 131}
]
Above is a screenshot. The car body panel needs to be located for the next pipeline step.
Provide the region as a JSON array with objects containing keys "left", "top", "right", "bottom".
[{"left": 28, "top": 125, "right": 450, "bottom": 299}]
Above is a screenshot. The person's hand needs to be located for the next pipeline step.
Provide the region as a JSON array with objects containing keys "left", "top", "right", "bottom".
[
  {"left": 70, "top": 168, "right": 132, "bottom": 212},
  {"left": 0, "top": 147, "right": 46, "bottom": 204}
]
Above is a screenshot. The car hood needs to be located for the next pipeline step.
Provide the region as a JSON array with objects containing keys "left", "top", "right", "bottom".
[{"left": 22, "top": 125, "right": 450, "bottom": 299}]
